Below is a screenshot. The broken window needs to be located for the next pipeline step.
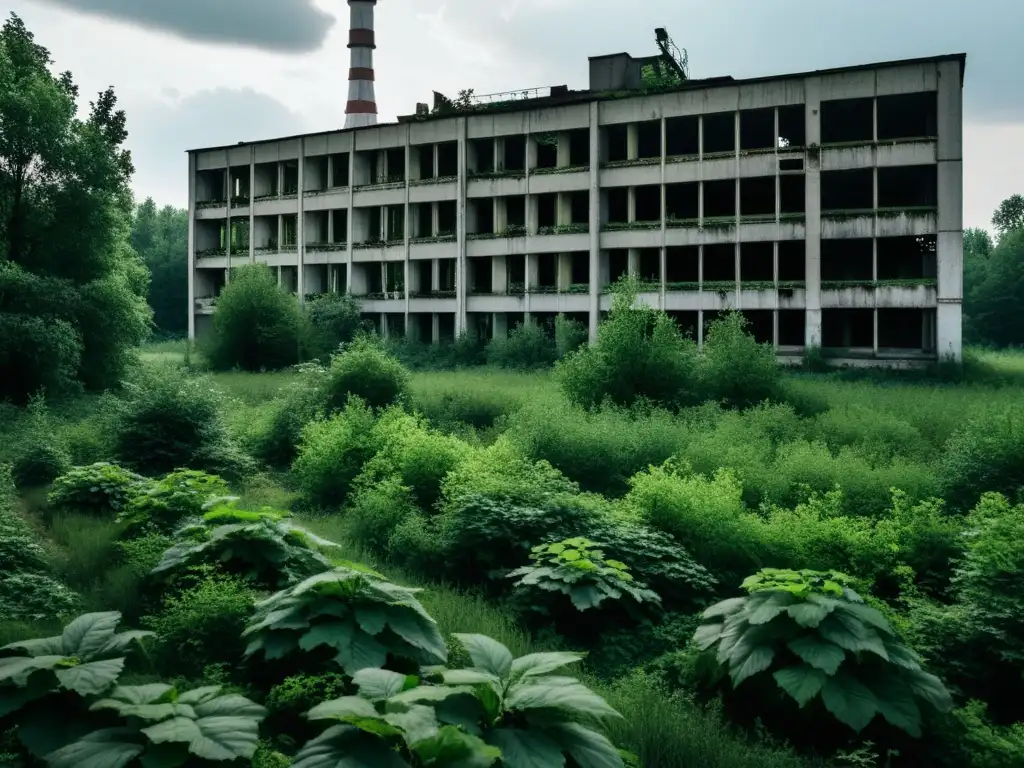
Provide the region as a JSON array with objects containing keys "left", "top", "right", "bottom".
[
  {"left": 416, "top": 144, "right": 435, "bottom": 180},
  {"left": 605, "top": 187, "right": 628, "bottom": 224},
  {"left": 385, "top": 148, "right": 405, "bottom": 182},
  {"left": 281, "top": 161, "right": 299, "bottom": 195},
  {"left": 639, "top": 248, "right": 661, "bottom": 282},
  {"left": 877, "top": 92, "right": 938, "bottom": 141},
  {"left": 778, "top": 105, "right": 806, "bottom": 148},
  {"left": 471, "top": 257, "right": 492, "bottom": 293},
  {"left": 196, "top": 169, "right": 226, "bottom": 203},
  {"left": 876, "top": 235, "right": 937, "bottom": 280},
  {"left": 438, "top": 142, "right": 458, "bottom": 176},
  {"left": 307, "top": 211, "right": 328, "bottom": 244},
  {"left": 742, "top": 310, "right": 774, "bottom": 344},
  {"left": 229, "top": 166, "right": 249, "bottom": 199},
  {"left": 281, "top": 214, "right": 298, "bottom": 247},
  {"left": 412, "top": 203, "right": 432, "bottom": 238},
  {"left": 438, "top": 259, "right": 456, "bottom": 291},
  {"left": 740, "top": 242, "right": 774, "bottom": 283},
  {"left": 330, "top": 153, "right": 350, "bottom": 187},
  {"left": 702, "top": 243, "right": 736, "bottom": 283},
  {"left": 607, "top": 250, "right": 628, "bottom": 284},
  {"left": 604, "top": 124, "right": 628, "bottom": 163},
  {"left": 822, "top": 309, "right": 873, "bottom": 349},
  {"left": 385, "top": 262, "right": 404, "bottom": 293},
  {"left": 385, "top": 205, "right": 404, "bottom": 242},
  {"left": 569, "top": 191, "right": 589, "bottom": 224},
  {"left": 363, "top": 263, "right": 383, "bottom": 294},
  {"left": 386, "top": 313, "right": 405, "bottom": 338},
  {"left": 666, "top": 246, "right": 699, "bottom": 285},
  {"left": 635, "top": 185, "right": 661, "bottom": 222},
  {"left": 568, "top": 129, "right": 589, "bottom": 166},
  {"left": 637, "top": 120, "right": 661, "bottom": 159},
  {"left": 415, "top": 261, "right": 432, "bottom": 293},
  {"left": 703, "top": 112, "right": 735, "bottom": 154},
  {"left": 537, "top": 253, "right": 557, "bottom": 289},
  {"left": 470, "top": 138, "right": 494, "bottom": 173},
  {"left": 821, "top": 98, "right": 873, "bottom": 144},
  {"left": 506, "top": 196, "right": 526, "bottom": 228},
  {"left": 535, "top": 133, "right": 558, "bottom": 169},
  {"left": 877, "top": 165, "right": 937, "bottom": 209},
  {"left": 503, "top": 135, "right": 526, "bottom": 172},
  {"left": 740, "top": 176, "right": 775, "bottom": 218},
  {"left": 253, "top": 215, "right": 276, "bottom": 249},
  {"left": 508, "top": 255, "right": 525, "bottom": 291},
  {"left": 703, "top": 179, "right": 736, "bottom": 218},
  {"left": 537, "top": 193, "right": 557, "bottom": 229},
  {"left": 778, "top": 310, "right": 805, "bottom": 346},
  {"left": 878, "top": 309, "right": 934, "bottom": 351},
  {"left": 410, "top": 313, "right": 432, "bottom": 341},
  {"left": 254, "top": 162, "right": 277, "bottom": 197},
  {"left": 821, "top": 239, "right": 872, "bottom": 282},
  {"left": 666, "top": 115, "right": 699, "bottom": 157},
  {"left": 437, "top": 201, "right": 456, "bottom": 236},
  {"left": 230, "top": 220, "right": 249, "bottom": 250},
  {"left": 438, "top": 313, "right": 456, "bottom": 341},
  {"left": 740, "top": 108, "right": 775, "bottom": 151},
  {"left": 780, "top": 175, "right": 805, "bottom": 214},
  {"left": 470, "top": 199, "right": 494, "bottom": 235},
  {"left": 665, "top": 182, "right": 699, "bottom": 222},
  {"left": 571, "top": 253, "right": 590, "bottom": 284},
  {"left": 778, "top": 241, "right": 806, "bottom": 282},
  {"left": 305, "top": 157, "right": 327, "bottom": 192},
  {"left": 821, "top": 169, "right": 873, "bottom": 211}
]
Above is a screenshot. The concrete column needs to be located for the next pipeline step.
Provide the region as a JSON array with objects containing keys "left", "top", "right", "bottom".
[
  {"left": 248, "top": 146, "right": 256, "bottom": 262},
  {"left": 556, "top": 133, "right": 571, "bottom": 167},
  {"left": 626, "top": 123, "right": 639, "bottom": 160},
  {"left": 432, "top": 313, "right": 440, "bottom": 343},
  {"left": 493, "top": 312, "right": 508, "bottom": 339},
  {"left": 527, "top": 195, "right": 539, "bottom": 234},
  {"left": 494, "top": 137, "right": 504, "bottom": 171},
  {"left": 936, "top": 59, "right": 964, "bottom": 362},
  {"left": 297, "top": 138, "right": 306, "bottom": 301},
  {"left": 404, "top": 127, "right": 412, "bottom": 324},
  {"left": 526, "top": 136, "right": 538, "bottom": 172},
  {"left": 431, "top": 203, "right": 439, "bottom": 236},
  {"left": 492, "top": 255, "right": 507, "bottom": 294},
  {"left": 433, "top": 144, "right": 440, "bottom": 178},
  {"left": 224, "top": 151, "right": 232, "bottom": 267},
  {"left": 346, "top": 132, "right": 356, "bottom": 299},
  {"left": 627, "top": 249, "right": 640, "bottom": 276},
  {"left": 804, "top": 76, "right": 823, "bottom": 348},
  {"left": 456, "top": 117, "right": 469, "bottom": 335},
  {"left": 557, "top": 253, "right": 573, "bottom": 290},
  {"left": 556, "top": 193, "right": 572, "bottom": 226},
  {"left": 431, "top": 259, "right": 440, "bottom": 292},
  {"left": 187, "top": 153, "right": 196, "bottom": 340},
  {"left": 627, "top": 188, "right": 636, "bottom": 222},
  {"left": 588, "top": 102, "right": 601, "bottom": 341},
  {"left": 598, "top": 251, "right": 610, "bottom": 289},
  {"left": 493, "top": 198, "right": 507, "bottom": 233},
  {"left": 525, "top": 253, "right": 539, "bottom": 290}
]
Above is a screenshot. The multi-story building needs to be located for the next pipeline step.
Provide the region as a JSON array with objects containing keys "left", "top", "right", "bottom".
[{"left": 186, "top": 43, "right": 966, "bottom": 364}]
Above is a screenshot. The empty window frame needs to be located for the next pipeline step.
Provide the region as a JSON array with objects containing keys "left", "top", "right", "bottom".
[
  {"left": 535, "top": 134, "right": 558, "bottom": 169},
  {"left": 605, "top": 188, "right": 628, "bottom": 224},
  {"left": 330, "top": 153, "right": 350, "bottom": 187},
  {"left": 703, "top": 179, "right": 736, "bottom": 218},
  {"left": 703, "top": 112, "right": 735, "bottom": 154},
  {"left": 878, "top": 308, "right": 934, "bottom": 351},
  {"left": 740, "top": 176, "right": 775, "bottom": 218},
  {"left": 778, "top": 241, "right": 806, "bottom": 282},
  {"left": 740, "top": 242, "right": 774, "bottom": 283},
  {"left": 666, "top": 246, "right": 699, "bottom": 284},
  {"left": 416, "top": 144, "right": 435, "bottom": 180},
  {"left": 637, "top": 120, "right": 662, "bottom": 159},
  {"left": 569, "top": 191, "right": 589, "bottom": 224},
  {"left": 666, "top": 115, "right": 699, "bottom": 157},
  {"left": 778, "top": 105, "right": 806, "bottom": 148},
  {"left": 604, "top": 124, "right": 628, "bottom": 163},
  {"left": 822, "top": 309, "right": 873, "bottom": 349},
  {"left": 876, "top": 235, "right": 937, "bottom": 280},
  {"left": 702, "top": 243, "right": 736, "bottom": 283},
  {"left": 502, "top": 135, "right": 527, "bottom": 171},
  {"left": 740, "top": 108, "right": 775, "bottom": 151},
  {"left": 877, "top": 92, "right": 938, "bottom": 141},
  {"left": 437, "top": 142, "right": 458, "bottom": 176},
  {"left": 877, "top": 165, "right": 937, "bottom": 209},
  {"left": 821, "top": 98, "right": 873, "bottom": 144},
  {"left": 821, "top": 169, "right": 873, "bottom": 212},
  {"left": 568, "top": 129, "right": 590, "bottom": 166},
  {"left": 665, "top": 182, "right": 699, "bottom": 222},
  {"left": 821, "top": 239, "right": 873, "bottom": 282},
  {"left": 742, "top": 310, "right": 774, "bottom": 344},
  {"left": 778, "top": 310, "right": 805, "bottom": 346},
  {"left": 780, "top": 175, "right": 806, "bottom": 214},
  {"left": 607, "top": 250, "right": 629, "bottom": 284},
  {"left": 635, "top": 185, "right": 661, "bottom": 222}
]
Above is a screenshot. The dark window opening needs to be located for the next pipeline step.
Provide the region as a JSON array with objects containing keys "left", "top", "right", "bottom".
[
  {"left": 741, "top": 242, "right": 774, "bottom": 282},
  {"left": 778, "top": 105, "right": 806, "bottom": 148},
  {"left": 305, "top": 158, "right": 326, "bottom": 192},
  {"left": 437, "top": 142, "right": 458, "bottom": 176},
  {"left": 703, "top": 112, "right": 735, "bottom": 154},
  {"left": 604, "top": 124, "right": 628, "bottom": 162},
  {"left": 413, "top": 203, "right": 432, "bottom": 238},
  {"left": 365, "top": 264, "right": 383, "bottom": 294},
  {"left": 571, "top": 253, "right": 590, "bottom": 284},
  {"left": 703, "top": 243, "right": 735, "bottom": 282},
  {"left": 506, "top": 196, "right": 526, "bottom": 228},
  {"left": 821, "top": 169, "right": 873, "bottom": 211},
  {"left": 703, "top": 179, "right": 736, "bottom": 218},
  {"left": 779, "top": 158, "right": 804, "bottom": 172},
  {"left": 385, "top": 262, "right": 404, "bottom": 293},
  {"left": 606, "top": 187, "right": 628, "bottom": 223},
  {"left": 330, "top": 153, "right": 350, "bottom": 187},
  {"left": 536, "top": 135, "right": 558, "bottom": 169},
  {"left": 635, "top": 185, "right": 661, "bottom": 222},
  {"left": 778, "top": 310, "right": 805, "bottom": 346},
  {"left": 416, "top": 261, "right": 432, "bottom": 292},
  {"left": 568, "top": 129, "right": 589, "bottom": 166},
  {"left": 637, "top": 120, "right": 661, "bottom": 159},
  {"left": 668, "top": 311, "right": 699, "bottom": 338},
  {"left": 780, "top": 175, "right": 805, "bottom": 214},
  {"left": 878, "top": 309, "right": 932, "bottom": 351},
  {"left": 282, "top": 161, "right": 299, "bottom": 195},
  {"left": 821, "top": 239, "right": 873, "bottom": 281},
  {"left": 508, "top": 255, "right": 525, "bottom": 288},
  {"left": 742, "top": 310, "right": 774, "bottom": 344},
  {"left": 666, "top": 115, "right": 699, "bottom": 157},
  {"left": 416, "top": 145, "right": 435, "bottom": 179},
  {"left": 437, "top": 201, "right": 456, "bottom": 236},
  {"left": 741, "top": 176, "right": 775, "bottom": 217},
  {"left": 197, "top": 169, "right": 226, "bottom": 202},
  {"left": 386, "top": 205, "right": 404, "bottom": 241},
  {"left": 570, "top": 191, "right": 589, "bottom": 223},
  {"left": 332, "top": 209, "right": 348, "bottom": 243},
  {"left": 471, "top": 199, "right": 494, "bottom": 235},
  {"left": 821, "top": 98, "right": 873, "bottom": 144},
  {"left": 538, "top": 194, "right": 557, "bottom": 229},
  {"left": 471, "top": 257, "right": 491, "bottom": 293},
  {"left": 438, "top": 259, "right": 456, "bottom": 291},
  {"left": 666, "top": 182, "right": 699, "bottom": 221},
  {"left": 878, "top": 165, "right": 937, "bottom": 209},
  {"left": 470, "top": 138, "right": 494, "bottom": 173},
  {"left": 254, "top": 162, "right": 277, "bottom": 197},
  {"left": 537, "top": 253, "right": 557, "bottom": 288},
  {"left": 639, "top": 248, "right": 661, "bottom": 282},
  {"left": 877, "top": 92, "right": 938, "bottom": 140},
  {"left": 356, "top": 207, "right": 381, "bottom": 242},
  {"left": 357, "top": 151, "right": 380, "bottom": 185},
  {"left": 740, "top": 108, "right": 775, "bottom": 151},
  {"left": 411, "top": 313, "right": 432, "bottom": 342},
  {"left": 666, "top": 246, "right": 699, "bottom": 283},
  {"left": 608, "top": 250, "right": 628, "bottom": 284},
  {"left": 703, "top": 310, "right": 721, "bottom": 331},
  {"left": 877, "top": 235, "right": 937, "bottom": 280},
  {"left": 778, "top": 241, "right": 806, "bottom": 281},
  {"left": 438, "top": 313, "right": 455, "bottom": 342},
  {"left": 823, "top": 309, "right": 873, "bottom": 349},
  {"left": 386, "top": 314, "right": 405, "bottom": 338},
  {"left": 502, "top": 135, "right": 526, "bottom": 171},
  {"left": 385, "top": 148, "right": 406, "bottom": 182}
]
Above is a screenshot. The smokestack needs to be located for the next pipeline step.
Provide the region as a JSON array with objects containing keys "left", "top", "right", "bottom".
[{"left": 345, "top": 0, "right": 378, "bottom": 129}]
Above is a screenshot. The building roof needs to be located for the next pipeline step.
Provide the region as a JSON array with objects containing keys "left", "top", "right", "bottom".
[{"left": 185, "top": 52, "right": 966, "bottom": 154}]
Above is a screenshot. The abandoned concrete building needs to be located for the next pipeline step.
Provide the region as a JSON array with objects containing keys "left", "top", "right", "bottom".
[{"left": 187, "top": 27, "right": 965, "bottom": 364}]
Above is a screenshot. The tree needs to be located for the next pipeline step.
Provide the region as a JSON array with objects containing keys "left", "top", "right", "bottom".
[
  {"left": 992, "top": 193, "right": 1024, "bottom": 239},
  {"left": 967, "top": 229, "right": 1024, "bottom": 347},
  {"left": 132, "top": 199, "right": 188, "bottom": 337},
  {"left": 0, "top": 12, "right": 150, "bottom": 402}
]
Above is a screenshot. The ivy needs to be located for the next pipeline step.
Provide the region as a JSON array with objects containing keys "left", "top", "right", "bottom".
[
  {"left": 410, "top": 176, "right": 458, "bottom": 186},
  {"left": 602, "top": 221, "right": 659, "bottom": 232},
  {"left": 530, "top": 165, "right": 589, "bottom": 176},
  {"left": 702, "top": 281, "right": 736, "bottom": 292},
  {"left": 741, "top": 281, "right": 776, "bottom": 291},
  {"left": 196, "top": 200, "right": 226, "bottom": 210},
  {"left": 354, "top": 240, "right": 386, "bottom": 250},
  {"left": 306, "top": 242, "right": 348, "bottom": 252},
  {"left": 601, "top": 158, "right": 661, "bottom": 169},
  {"left": 410, "top": 234, "right": 456, "bottom": 245},
  {"left": 195, "top": 248, "right": 226, "bottom": 258},
  {"left": 565, "top": 283, "right": 590, "bottom": 294},
  {"left": 666, "top": 217, "right": 699, "bottom": 228},
  {"left": 467, "top": 169, "right": 526, "bottom": 181},
  {"left": 777, "top": 280, "right": 806, "bottom": 290},
  {"left": 666, "top": 281, "right": 700, "bottom": 292},
  {"left": 537, "top": 223, "right": 588, "bottom": 235}
]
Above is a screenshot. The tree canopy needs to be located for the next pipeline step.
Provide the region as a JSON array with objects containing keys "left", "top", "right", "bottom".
[{"left": 132, "top": 199, "right": 187, "bottom": 337}]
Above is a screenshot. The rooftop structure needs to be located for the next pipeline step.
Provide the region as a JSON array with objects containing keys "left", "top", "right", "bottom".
[{"left": 186, "top": 30, "right": 966, "bottom": 365}]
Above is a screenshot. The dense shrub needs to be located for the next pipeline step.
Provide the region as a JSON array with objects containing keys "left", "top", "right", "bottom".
[
  {"left": 324, "top": 335, "right": 410, "bottom": 411},
  {"left": 204, "top": 263, "right": 305, "bottom": 371},
  {"left": 48, "top": 462, "right": 149, "bottom": 518},
  {"left": 343, "top": 475, "right": 420, "bottom": 556},
  {"left": 555, "top": 312, "right": 589, "bottom": 358},
  {"left": 940, "top": 404, "right": 1024, "bottom": 511},
  {"left": 698, "top": 311, "right": 782, "bottom": 409},
  {"left": 557, "top": 279, "right": 699, "bottom": 409},
  {"left": 10, "top": 396, "right": 72, "bottom": 488},
  {"left": 486, "top": 321, "right": 556, "bottom": 369},
  {"left": 116, "top": 469, "right": 230, "bottom": 537},
  {"left": 292, "top": 397, "right": 380, "bottom": 508},
  {"left": 303, "top": 291, "right": 364, "bottom": 360},
  {"left": 246, "top": 363, "right": 328, "bottom": 467}
]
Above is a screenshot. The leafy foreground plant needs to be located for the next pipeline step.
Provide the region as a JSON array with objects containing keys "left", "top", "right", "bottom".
[
  {"left": 243, "top": 567, "right": 448, "bottom": 676},
  {"left": 508, "top": 536, "right": 662, "bottom": 615},
  {"left": 116, "top": 469, "right": 230, "bottom": 538},
  {"left": 294, "top": 634, "right": 631, "bottom": 768},
  {"left": 44, "top": 683, "right": 267, "bottom": 768},
  {"left": 48, "top": 462, "right": 150, "bottom": 518},
  {"left": 0, "top": 612, "right": 152, "bottom": 759},
  {"left": 694, "top": 568, "right": 953, "bottom": 738}
]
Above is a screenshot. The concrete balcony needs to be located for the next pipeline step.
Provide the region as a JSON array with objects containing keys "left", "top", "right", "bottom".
[
  {"left": 409, "top": 177, "right": 458, "bottom": 203},
  {"left": 251, "top": 194, "right": 299, "bottom": 216},
  {"left": 303, "top": 187, "right": 350, "bottom": 211},
  {"left": 195, "top": 201, "right": 228, "bottom": 219},
  {"left": 466, "top": 172, "right": 527, "bottom": 198},
  {"left": 525, "top": 166, "right": 590, "bottom": 194},
  {"left": 409, "top": 236, "right": 458, "bottom": 260},
  {"left": 304, "top": 243, "right": 348, "bottom": 264},
  {"left": 351, "top": 241, "right": 405, "bottom": 262}
]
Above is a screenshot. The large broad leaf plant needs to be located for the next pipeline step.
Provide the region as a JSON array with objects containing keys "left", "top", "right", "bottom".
[
  {"left": 293, "top": 634, "right": 630, "bottom": 768},
  {"left": 694, "top": 568, "right": 954, "bottom": 738},
  {"left": 0, "top": 612, "right": 152, "bottom": 759},
  {"left": 243, "top": 566, "right": 449, "bottom": 676}
]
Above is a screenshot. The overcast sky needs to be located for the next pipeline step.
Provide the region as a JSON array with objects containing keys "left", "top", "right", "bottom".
[{"left": 11, "top": 0, "right": 1020, "bottom": 230}]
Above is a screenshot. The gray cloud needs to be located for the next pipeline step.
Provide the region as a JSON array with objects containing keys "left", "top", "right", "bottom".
[
  {"left": 35, "top": 0, "right": 335, "bottom": 52},
  {"left": 126, "top": 88, "right": 312, "bottom": 205}
]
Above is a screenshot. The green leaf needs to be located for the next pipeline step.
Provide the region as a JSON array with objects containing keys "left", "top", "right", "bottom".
[
  {"left": 384, "top": 609, "right": 448, "bottom": 664},
  {"left": 307, "top": 696, "right": 380, "bottom": 721},
  {"left": 415, "top": 726, "right": 500, "bottom": 768},
  {"left": 354, "top": 668, "right": 411, "bottom": 701},
  {"left": 510, "top": 652, "right": 585, "bottom": 682},
  {"left": 383, "top": 704, "right": 438, "bottom": 744},
  {"left": 820, "top": 673, "right": 880, "bottom": 733},
  {"left": 1, "top": 635, "right": 63, "bottom": 656},
  {"left": 506, "top": 681, "right": 621, "bottom": 721},
  {"left": 117, "top": 703, "right": 197, "bottom": 722},
  {"left": 693, "top": 623, "right": 723, "bottom": 651},
  {"left": 440, "top": 669, "right": 501, "bottom": 687},
  {"left": 176, "top": 686, "right": 223, "bottom": 706},
  {"left": 436, "top": 693, "right": 485, "bottom": 735},
  {"left": 91, "top": 684, "right": 174, "bottom": 712},
  {"left": 298, "top": 621, "right": 351, "bottom": 652},
  {"left": 818, "top": 616, "right": 888, "bottom": 660},
  {"left": 333, "top": 630, "right": 388, "bottom": 674},
  {"left": 868, "top": 676, "right": 923, "bottom": 737},
  {"left": 569, "top": 584, "right": 604, "bottom": 611},
  {"left": 0, "top": 655, "right": 64, "bottom": 686},
  {"left": 454, "top": 634, "right": 513, "bottom": 680},
  {"left": 43, "top": 727, "right": 143, "bottom": 768},
  {"left": 883, "top": 643, "right": 922, "bottom": 672},
  {"left": 355, "top": 606, "right": 388, "bottom": 636},
  {"left": 773, "top": 664, "right": 828, "bottom": 707},
  {"left": 55, "top": 657, "right": 125, "bottom": 696},
  {"left": 787, "top": 635, "right": 846, "bottom": 676},
  {"left": 729, "top": 646, "right": 775, "bottom": 687},
  {"left": 0, "top": 676, "right": 53, "bottom": 718},
  {"left": 391, "top": 686, "right": 476, "bottom": 706},
  {"left": 193, "top": 693, "right": 267, "bottom": 720},
  {"left": 292, "top": 724, "right": 411, "bottom": 768},
  {"left": 786, "top": 601, "right": 834, "bottom": 628},
  {"left": 142, "top": 713, "right": 262, "bottom": 761},
  {"left": 548, "top": 721, "right": 625, "bottom": 768},
  {"left": 60, "top": 612, "right": 121, "bottom": 659},
  {"left": 486, "top": 728, "right": 565, "bottom": 768},
  {"left": 839, "top": 603, "right": 895, "bottom": 637},
  {"left": 903, "top": 669, "right": 954, "bottom": 713},
  {"left": 702, "top": 597, "right": 746, "bottom": 620},
  {"left": 97, "top": 630, "right": 155, "bottom": 657},
  {"left": 745, "top": 592, "right": 797, "bottom": 625}
]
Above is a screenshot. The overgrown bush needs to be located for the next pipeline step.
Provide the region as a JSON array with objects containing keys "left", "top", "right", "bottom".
[
  {"left": 10, "top": 396, "right": 72, "bottom": 488},
  {"left": 698, "top": 310, "right": 782, "bottom": 409},
  {"left": 48, "top": 462, "right": 149, "bottom": 518},
  {"left": 246, "top": 362, "right": 328, "bottom": 468},
  {"left": 486, "top": 321, "right": 556, "bottom": 369},
  {"left": 204, "top": 263, "right": 305, "bottom": 371},
  {"left": 116, "top": 468, "right": 230, "bottom": 537},
  {"left": 325, "top": 335, "right": 410, "bottom": 412},
  {"left": 303, "top": 291, "right": 365, "bottom": 360},
  {"left": 344, "top": 475, "right": 420, "bottom": 555},
  {"left": 940, "top": 404, "right": 1024, "bottom": 511}
]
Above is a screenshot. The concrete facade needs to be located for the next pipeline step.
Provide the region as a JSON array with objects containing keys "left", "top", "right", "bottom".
[{"left": 187, "top": 52, "right": 966, "bottom": 363}]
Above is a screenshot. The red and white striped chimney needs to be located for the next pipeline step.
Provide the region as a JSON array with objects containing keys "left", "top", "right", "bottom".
[{"left": 344, "top": 0, "right": 378, "bottom": 129}]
